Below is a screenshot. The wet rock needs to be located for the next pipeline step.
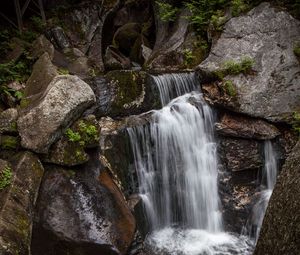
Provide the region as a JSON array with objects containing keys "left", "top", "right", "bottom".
[
  {"left": 18, "top": 75, "right": 96, "bottom": 153},
  {"left": 219, "top": 137, "right": 263, "bottom": 172},
  {"left": 88, "top": 71, "right": 158, "bottom": 117},
  {"left": 30, "top": 35, "right": 55, "bottom": 60},
  {"left": 32, "top": 155, "right": 135, "bottom": 255},
  {"left": 254, "top": 141, "right": 300, "bottom": 254},
  {"left": 0, "top": 152, "right": 44, "bottom": 255},
  {"left": 197, "top": 3, "right": 300, "bottom": 123},
  {"left": 24, "top": 53, "right": 58, "bottom": 99},
  {"left": 0, "top": 108, "right": 18, "bottom": 134},
  {"left": 48, "top": 26, "right": 70, "bottom": 50},
  {"left": 215, "top": 113, "right": 280, "bottom": 140}
]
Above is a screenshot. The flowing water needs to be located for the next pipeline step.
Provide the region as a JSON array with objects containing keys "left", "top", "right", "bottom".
[
  {"left": 128, "top": 73, "right": 266, "bottom": 254},
  {"left": 243, "top": 141, "right": 278, "bottom": 243}
]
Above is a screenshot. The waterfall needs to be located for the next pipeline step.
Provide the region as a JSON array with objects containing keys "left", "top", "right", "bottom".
[
  {"left": 243, "top": 141, "right": 278, "bottom": 243},
  {"left": 128, "top": 73, "right": 252, "bottom": 255}
]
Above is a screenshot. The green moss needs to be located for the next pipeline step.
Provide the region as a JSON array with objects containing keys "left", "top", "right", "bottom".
[
  {"left": 58, "top": 68, "right": 69, "bottom": 75},
  {"left": 294, "top": 43, "right": 300, "bottom": 59},
  {"left": 0, "top": 135, "right": 19, "bottom": 150},
  {"left": 223, "top": 80, "right": 237, "bottom": 97},
  {"left": 0, "top": 165, "right": 12, "bottom": 190},
  {"left": 106, "top": 71, "right": 145, "bottom": 115},
  {"left": 231, "top": 0, "right": 249, "bottom": 17},
  {"left": 183, "top": 49, "right": 195, "bottom": 67},
  {"left": 19, "top": 98, "right": 30, "bottom": 109}
]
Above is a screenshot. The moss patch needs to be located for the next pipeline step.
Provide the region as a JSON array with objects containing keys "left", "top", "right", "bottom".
[
  {"left": 0, "top": 135, "right": 19, "bottom": 150},
  {"left": 0, "top": 165, "right": 12, "bottom": 190}
]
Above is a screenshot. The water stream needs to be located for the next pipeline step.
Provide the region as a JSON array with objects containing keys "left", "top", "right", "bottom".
[{"left": 128, "top": 73, "right": 275, "bottom": 254}]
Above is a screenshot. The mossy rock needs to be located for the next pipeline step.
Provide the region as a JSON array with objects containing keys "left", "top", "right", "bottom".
[
  {"left": 43, "top": 138, "right": 89, "bottom": 167},
  {"left": 106, "top": 70, "right": 146, "bottom": 116},
  {"left": 0, "top": 135, "right": 20, "bottom": 150}
]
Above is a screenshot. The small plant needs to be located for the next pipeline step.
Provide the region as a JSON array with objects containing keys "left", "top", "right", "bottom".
[
  {"left": 0, "top": 166, "right": 13, "bottom": 191},
  {"left": 294, "top": 43, "right": 300, "bottom": 58},
  {"left": 231, "top": 0, "right": 249, "bottom": 17},
  {"left": 30, "top": 16, "right": 45, "bottom": 32},
  {"left": 292, "top": 112, "right": 300, "bottom": 136},
  {"left": 156, "top": 1, "right": 179, "bottom": 22},
  {"left": 183, "top": 49, "right": 195, "bottom": 67},
  {"left": 223, "top": 56, "right": 254, "bottom": 75},
  {"left": 223, "top": 80, "right": 237, "bottom": 97},
  {"left": 210, "top": 10, "right": 227, "bottom": 31},
  {"left": 65, "top": 128, "right": 81, "bottom": 142},
  {"left": 58, "top": 68, "right": 69, "bottom": 75}
]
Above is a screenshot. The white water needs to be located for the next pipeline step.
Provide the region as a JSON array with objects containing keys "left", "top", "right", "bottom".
[
  {"left": 128, "top": 73, "right": 253, "bottom": 254},
  {"left": 243, "top": 141, "right": 278, "bottom": 243}
]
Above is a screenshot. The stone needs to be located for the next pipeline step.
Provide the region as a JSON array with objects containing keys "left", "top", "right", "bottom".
[
  {"left": 30, "top": 35, "right": 55, "bottom": 60},
  {"left": 254, "top": 141, "right": 300, "bottom": 254},
  {"left": 219, "top": 137, "right": 263, "bottom": 172},
  {"left": 0, "top": 108, "right": 18, "bottom": 134},
  {"left": 24, "top": 53, "right": 58, "bottom": 98},
  {"left": 197, "top": 3, "right": 300, "bottom": 123},
  {"left": 49, "top": 26, "right": 70, "bottom": 49},
  {"left": 0, "top": 152, "right": 44, "bottom": 255},
  {"left": 215, "top": 113, "right": 280, "bottom": 140},
  {"left": 4, "top": 38, "right": 25, "bottom": 63},
  {"left": 32, "top": 154, "right": 135, "bottom": 255},
  {"left": 42, "top": 137, "right": 89, "bottom": 167},
  {"left": 68, "top": 56, "right": 90, "bottom": 76},
  {"left": 18, "top": 75, "right": 96, "bottom": 153},
  {"left": 104, "top": 46, "right": 131, "bottom": 71}
]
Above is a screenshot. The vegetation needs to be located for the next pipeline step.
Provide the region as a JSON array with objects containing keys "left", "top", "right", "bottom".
[
  {"left": 58, "top": 68, "right": 70, "bottom": 75},
  {"left": 65, "top": 121, "right": 99, "bottom": 147},
  {"left": 292, "top": 112, "right": 300, "bottom": 136},
  {"left": 156, "top": 1, "right": 179, "bottom": 22},
  {"left": 231, "top": 0, "right": 249, "bottom": 17},
  {"left": 213, "top": 56, "right": 254, "bottom": 79},
  {"left": 294, "top": 43, "right": 300, "bottom": 58},
  {"left": 222, "top": 80, "right": 237, "bottom": 97},
  {"left": 0, "top": 166, "right": 13, "bottom": 191},
  {"left": 183, "top": 49, "right": 195, "bottom": 67}
]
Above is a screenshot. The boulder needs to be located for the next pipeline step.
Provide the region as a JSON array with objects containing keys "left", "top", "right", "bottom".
[
  {"left": 104, "top": 46, "right": 131, "bottom": 71},
  {"left": 0, "top": 152, "right": 44, "bottom": 255},
  {"left": 0, "top": 108, "right": 18, "bottom": 134},
  {"left": 48, "top": 26, "right": 70, "bottom": 50},
  {"left": 32, "top": 154, "right": 135, "bottom": 255},
  {"left": 24, "top": 53, "right": 58, "bottom": 99},
  {"left": 18, "top": 75, "right": 96, "bottom": 153},
  {"left": 197, "top": 3, "right": 300, "bottom": 123},
  {"left": 254, "top": 141, "right": 300, "bottom": 254},
  {"left": 42, "top": 137, "right": 89, "bottom": 166},
  {"left": 215, "top": 113, "right": 280, "bottom": 140},
  {"left": 30, "top": 35, "right": 55, "bottom": 60},
  {"left": 88, "top": 70, "right": 158, "bottom": 117},
  {"left": 219, "top": 137, "right": 263, "bottom": 172}
]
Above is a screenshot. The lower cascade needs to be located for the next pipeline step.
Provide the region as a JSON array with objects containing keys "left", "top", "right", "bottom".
[{"left": 128, "top": 73, "right": 257, "bottom": 255}]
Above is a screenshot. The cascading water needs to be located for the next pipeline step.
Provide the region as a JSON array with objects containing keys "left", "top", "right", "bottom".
[
  {"left": 243, "top": 141, "right": 278, "bottom": 243},
  {"left": 128, "top": 73, "right": 252, "bottom": 254}
]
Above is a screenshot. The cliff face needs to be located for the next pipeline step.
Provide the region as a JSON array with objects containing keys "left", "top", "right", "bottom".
[
  {"left": 254, "top": 141, "right": 300, "bottom": 254},
  {"left": 0, "top": 1, "right": 299, "bottom": 255}
]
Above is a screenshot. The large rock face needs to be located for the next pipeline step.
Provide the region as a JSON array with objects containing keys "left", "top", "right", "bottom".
[
  {"left": 198, "top": 3, "right": 300, "bottom": 123},
  {"left": 254, "top": 141, "right": 300, "bottom": 254},
  {"left": 18, "top": 75, "right": 96, "bottom": 153},
  {"left": 32, "top": 154, "right": 135, "bottom": 255},
  {"left": 0, "top": 152, "right": 44, "bottom": 255}
]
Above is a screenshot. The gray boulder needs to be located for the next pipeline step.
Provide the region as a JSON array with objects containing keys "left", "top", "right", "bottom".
[
  {"left": 0, "top": 152, "right": 44, "bottom": 255},
  {"left": 197, "top": 3, "right": 300, "bottom": 123},
  {"left": 18, "top": 75, "right": 96, "bottom": 153},
  {"left": 254, "top": 141, "right": 300, "bottom": 254}
]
